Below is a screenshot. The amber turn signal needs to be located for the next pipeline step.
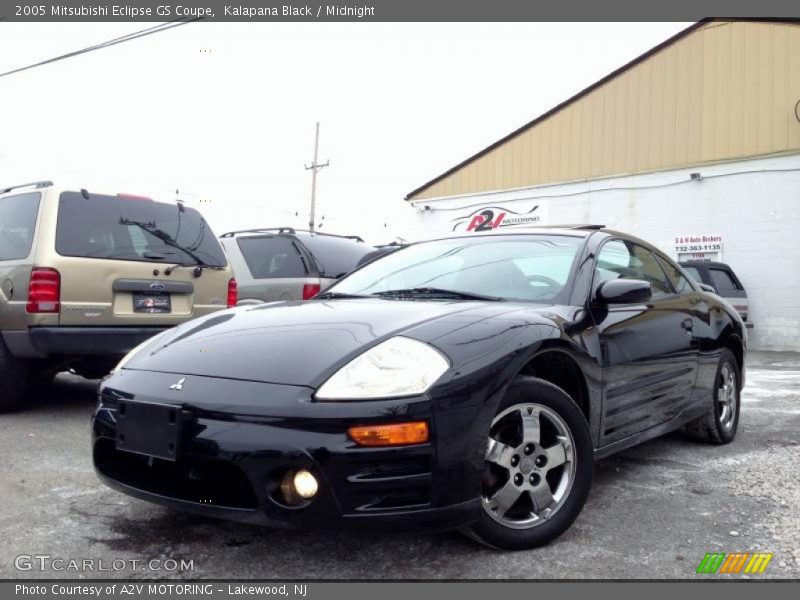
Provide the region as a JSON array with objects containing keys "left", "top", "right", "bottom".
[{"left": 347, "top": 421, "right": 429, "bottom": 447}]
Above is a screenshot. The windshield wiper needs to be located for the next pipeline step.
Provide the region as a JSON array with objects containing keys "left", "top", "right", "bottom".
[
  {"left": 120, "top": 218, "right": 220, "bottom": 276},
  {"left": 314, "top": 291, "right": 371, "bottom": 300},
  {"left": 372, "top": 287, "right": 505, "bottom": 302}
]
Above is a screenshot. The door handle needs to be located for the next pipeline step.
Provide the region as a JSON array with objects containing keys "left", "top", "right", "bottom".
[{"left": 681, "top": 318, "right": 693, "bottom": 330}]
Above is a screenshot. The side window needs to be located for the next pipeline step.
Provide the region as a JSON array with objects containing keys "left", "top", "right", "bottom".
[
  {"left": 298, "top": 235, "right": 372, "bottom": 278},
  {"left": 682, "top": 265, "right": 702, "bottom": 283},
  {"left": 655, "top": 254, "right": 694, "bottom": 295},
  {"left": 0, "top": 192, "right": 41, "bottom": 261},
  {"left": 709, "top": 268, "right": 740, "bottom": 292},
  {"left": 595, "top": 240, "right": 672, "bottom": 299},
  {"left": 236, "top": 236, "right": 308, "bottom": 279}
]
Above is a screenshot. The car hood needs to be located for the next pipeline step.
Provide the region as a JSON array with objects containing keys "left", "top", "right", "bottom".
[{"left": 123, "top": 298, "right": 538, "bottom": 386}]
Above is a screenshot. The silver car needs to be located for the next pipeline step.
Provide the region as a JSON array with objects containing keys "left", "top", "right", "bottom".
[{"left": 219, "top": 227, "right": 373, "bottom": 304}]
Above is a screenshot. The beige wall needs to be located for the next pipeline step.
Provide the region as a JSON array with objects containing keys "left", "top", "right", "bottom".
[{"left": 410, "top": 21, "right": 800, "bottom": 201}]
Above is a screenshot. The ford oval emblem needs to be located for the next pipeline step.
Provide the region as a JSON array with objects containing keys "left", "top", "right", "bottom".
[{"left": 150, "top": 283, "right": 166, "bottom": 291}]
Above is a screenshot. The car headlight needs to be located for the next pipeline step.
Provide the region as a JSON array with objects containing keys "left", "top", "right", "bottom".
[
  {"left": 315, "top": 336, "right": 450, "bottom": 400},
  {"left": 111, "top": 330, "right": 170, "bottom": 374}
]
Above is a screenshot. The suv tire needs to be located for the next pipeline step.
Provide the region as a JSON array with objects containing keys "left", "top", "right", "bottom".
[{"left": 0, "top": 336, "right": 28, "bottom": 412}]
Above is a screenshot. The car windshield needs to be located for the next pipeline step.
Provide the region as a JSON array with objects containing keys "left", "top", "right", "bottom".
[{"left": 328, "top": 234, "right": 583, "bottom": 302}]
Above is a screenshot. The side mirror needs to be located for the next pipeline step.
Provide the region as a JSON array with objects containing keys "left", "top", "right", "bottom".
[
  {"left": 596, "top": 279, "right": 652, "bottom": 305},
  {"left": 698, "top": 282, "right": 715, "bottom": 293}
]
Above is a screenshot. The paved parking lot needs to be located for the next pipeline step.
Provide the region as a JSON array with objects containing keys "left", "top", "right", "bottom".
[{"left": 1, "top": 351, "right": 798, "bottom": 579}]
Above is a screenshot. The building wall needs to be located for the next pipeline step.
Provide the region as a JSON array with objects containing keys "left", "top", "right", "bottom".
[
  {"left": 411, "top": 21, "right": 800, "bottom": 201},
  {"left": 413, "top": 153, "right": 800, "bottom": 351}
]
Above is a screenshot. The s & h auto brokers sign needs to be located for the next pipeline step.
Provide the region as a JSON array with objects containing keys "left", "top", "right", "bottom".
[
  {"left": 674, "top": 234, "right": 723, "bottom": 260},
  {"left": 450, "top": 203, "right": 543, "bottom": 232}
]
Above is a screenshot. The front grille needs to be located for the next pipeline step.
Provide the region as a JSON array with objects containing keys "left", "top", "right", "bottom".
[
  {"left": 94, "top": 438, "right": 258, "bottom": 510},
  {"left": 338, "top": 452, "right": 432, "bottom": 512}
]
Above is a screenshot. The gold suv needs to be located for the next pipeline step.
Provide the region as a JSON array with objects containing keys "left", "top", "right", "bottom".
[{"left": 0, "top": 181, "right": 236, "bottom": 411}]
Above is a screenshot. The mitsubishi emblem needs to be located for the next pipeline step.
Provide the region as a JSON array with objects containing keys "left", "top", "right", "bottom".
[{"left": 169, "top": 377, "right": 186, "bottom": 391}]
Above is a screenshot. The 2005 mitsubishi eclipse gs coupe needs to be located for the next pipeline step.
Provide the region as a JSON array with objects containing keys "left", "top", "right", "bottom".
[{"left": 93, "top": 227, "right": 746, "bottom": 549}]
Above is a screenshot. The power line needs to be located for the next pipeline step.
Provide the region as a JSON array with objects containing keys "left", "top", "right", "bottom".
[{"left": 0, "top": 18, "right": 200, "bottom": 80}]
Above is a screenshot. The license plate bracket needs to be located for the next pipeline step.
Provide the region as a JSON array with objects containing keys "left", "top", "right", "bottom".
[
  {"left": 132, "top": 291, "right": 172, "bottom": 314},
  {"left": 116, "top": 401, "right": 182, "bottom": 461}
]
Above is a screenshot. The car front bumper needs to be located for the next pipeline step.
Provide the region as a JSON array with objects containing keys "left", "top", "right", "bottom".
[{"left": 92, "top": 369, "right": 486, "bottom": 532}]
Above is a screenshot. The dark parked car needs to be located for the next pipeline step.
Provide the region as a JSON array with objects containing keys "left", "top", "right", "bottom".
[
  {"left": 93, "top": 227, "right": 746, "bottom": 550},
  {"left": 355, "top": 242, "right": 405, "bottom": 267},
  {"left": 679, "top": 260, "right": 749, "bottom": 324}
]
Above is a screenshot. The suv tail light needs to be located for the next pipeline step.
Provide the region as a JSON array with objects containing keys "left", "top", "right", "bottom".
[
  {"left": 26, "top": 268, "right": 61, "bottom": 314},
  {"left": 227, "top": 278, "right": 238, "bottom": 307},
  {"left": 302, "top": 283, "right": 321, "bottom": 300}
]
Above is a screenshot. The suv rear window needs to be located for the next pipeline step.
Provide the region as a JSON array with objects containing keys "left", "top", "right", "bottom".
[
  {"left": 55, "top": 192, "right": 226, "bottom": 267},
  {"left": 709, "top": 268, "right": 741, "bottom": 292},
  {"left": 299, "top": 235, "right": 371, "bottom": 278},
  {"left": 237, "top": 236, "right": 308, "bottom": 279},
  {"left": 0, "top": 192, "right": 40, "bottom": 261}
]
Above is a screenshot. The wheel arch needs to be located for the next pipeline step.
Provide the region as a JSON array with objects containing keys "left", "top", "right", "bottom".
[
  {"left": 516, "top": 344, "right": 591, "bottom": 424},
  {"left": 723, "top": 333, "right": 745, "bottom": 382}
]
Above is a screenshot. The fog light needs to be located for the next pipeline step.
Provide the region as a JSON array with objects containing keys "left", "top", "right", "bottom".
[
  {"left": 293, "top": 469, "right": 318, "bottom": 499},
  {"left": 279, "top": 468, "right": 318, "bottom": 505}
]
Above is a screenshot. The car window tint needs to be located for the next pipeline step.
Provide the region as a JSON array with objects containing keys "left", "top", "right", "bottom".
[
  {"left": 55, "top": 192, "right": 226, "bottom": 266},
  {"left": 709, "top": 268, "right": 739, "bottom": 292},
  {"left": 656, "top": 254, "right": 694, "bottom": 295},
  {"left": 298, "top": 235, "right": 372, "bottom": 278},
  {"left": 0, "top": 192, "right": 40, "bottom": 261},
  {"left": 595, "top": 240, "right": 671, "bottom": 299},
  {"left": 682, "top": 265, "right": 702, "bottom": 283},
  {"left": 237, "top": 236, "right": 308, "bottom": 279}
]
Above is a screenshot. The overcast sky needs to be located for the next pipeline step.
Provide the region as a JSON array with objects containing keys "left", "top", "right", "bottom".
[{"left": 0, "top": 22, "right": 689, "bottom": 244}]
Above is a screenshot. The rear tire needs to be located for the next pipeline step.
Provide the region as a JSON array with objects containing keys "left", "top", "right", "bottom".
[
  {"left": 685, "top": 349, "right": 740, "bottom": 445},
  {"left": 0, "top": 336, "right": 28, "bottom": 413},
  {"left": 465, "top": 376, "right": 593, "bottom": 550}
]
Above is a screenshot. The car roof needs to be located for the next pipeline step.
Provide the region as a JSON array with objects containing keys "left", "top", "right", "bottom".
[
  {"left": 0, "top": 182, "right": 188, "bottom": 208},
  {"left": 0, "top": 180, "right": 53, "bottom": 195},
  {"left": 219, "top": 227, "right": 365, "bottom": 243},
  {"left": 423, "top": 225, "right": 595, "bottom": 242},
  {"left": 419, "top": 225, "right": 661, "bottom": 249},
  {"left": 417, "top": 227, "right": 689, "bottom": 268}
]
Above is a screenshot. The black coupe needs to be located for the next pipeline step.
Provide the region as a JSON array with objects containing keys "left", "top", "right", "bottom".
[{"left": 93, "top": 227, "right": 746, "bottom": 549}]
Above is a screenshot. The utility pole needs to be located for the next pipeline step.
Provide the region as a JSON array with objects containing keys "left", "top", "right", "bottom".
[{"left": 304, "top": 122, "right": 329, "bottom": 232}]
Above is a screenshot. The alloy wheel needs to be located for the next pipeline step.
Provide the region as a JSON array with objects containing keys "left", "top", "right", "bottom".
[
  {"left": 718, "top": 362, "right": 738, "bottom": 430},
  {"left": 481, "top": 403, "right": 576, "bottom": 529}
]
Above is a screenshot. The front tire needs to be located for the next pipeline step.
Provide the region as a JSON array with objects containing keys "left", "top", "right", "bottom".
[
  {"left": 0, "top": 336, "right": 28, "bottom": 413},
  {"left": 465, "top": 377, "right": 593, "bottom": 550},
  {"left": 685, "top": 348, "right": 740, "bottom": 445}
]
